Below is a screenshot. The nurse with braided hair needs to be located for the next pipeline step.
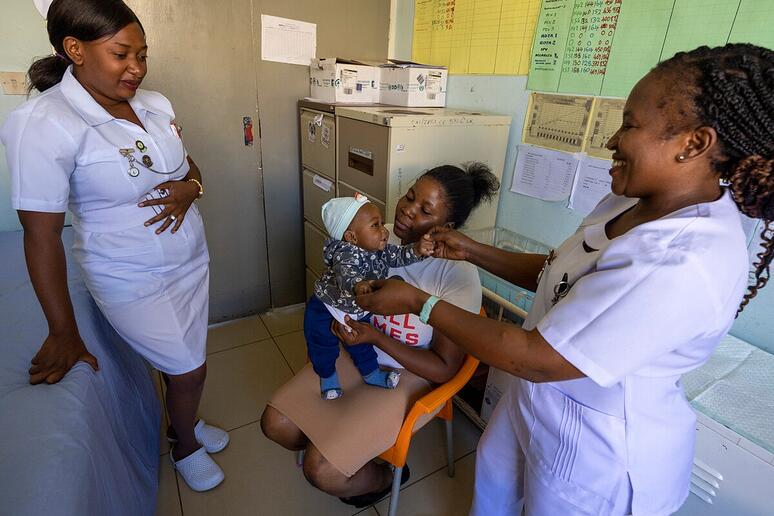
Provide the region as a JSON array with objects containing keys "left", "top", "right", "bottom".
[{"left": 357, "top": 43, "right": 774, "bottom": 515}]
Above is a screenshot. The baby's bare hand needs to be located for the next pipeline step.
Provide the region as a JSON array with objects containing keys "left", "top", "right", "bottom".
[
  {"left": 415, "top": 234, "right": 435, "bottom": 257},
  {"left": 354, "top": 281, "right": 373, "bottom": 295}
]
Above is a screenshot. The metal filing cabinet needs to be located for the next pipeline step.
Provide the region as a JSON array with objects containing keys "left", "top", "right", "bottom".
[
  {"left": 299, "top": 100, "right": 338, "bottom": 295},
  {"left": 299, "top": 99, "right": 386, "bottom": 296},
  {"left": 335, "top": 106, "right": 511, "bottom": 231},
  {"left": 299, "top": 102, "right": 512, "bottom": 297}
]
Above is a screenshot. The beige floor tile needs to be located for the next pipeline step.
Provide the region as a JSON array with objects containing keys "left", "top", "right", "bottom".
[
  {"left": 399, "top": 409, "right": 481, "bottom": 488},
  {"left": 260, "top": 304, "right": 305, "bottom": 336},
  {"left": 178, "top": 423, "right": 378, "bottom": 516},
  {"left": 374, "top": 452, "right": 476, "bottom": 516},
  {"left": 198, "top": 339, "right": 293, "bottom": 431},
  {"left": 274, "top": 330, "right": 309, "bottom": 374},
  {"left": 153, "top": 370, "right": 170, "bottom": 456},
  {"left": 156, "top": 454, "right": 182, "bottom": 516},
  {"left": 207, "top": 316, "right": 271, "bottom": 355}
]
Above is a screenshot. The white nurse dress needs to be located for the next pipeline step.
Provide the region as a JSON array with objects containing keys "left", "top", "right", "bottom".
[
  {"left": 471, "top": 191, "right": 749, "bottom": 515},
  {"left": 1, "top": 66, "right": 209, "bottom": 375}
]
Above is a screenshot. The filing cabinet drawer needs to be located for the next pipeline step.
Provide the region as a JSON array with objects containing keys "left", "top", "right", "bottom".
[
  {"left": 302, "top": 169, "right": 335, "bottom": 230},
  {"left": 305, "top": 267, "right": 319, "bottom": 299},
  {"left": 337, "top": 181, "right": 386, "bottom": 221},
  {"left": 337, "top": 116, "right": 389, "bottom": 202},
  {"left": 300, "top": 109, "right": 336, "bottom": 177},
  {"left": 304, "top": 220, "right": 328, "bottom": 276}
]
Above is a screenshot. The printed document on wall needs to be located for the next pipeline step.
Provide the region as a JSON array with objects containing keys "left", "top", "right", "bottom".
[
  {"left": 568, "top": 156, "right": 613, "bottom": 216},
  {"left": 261, "top": 15, "right": 316, "bottom": 66},
  {"left": 510, "top": 145, "right": 579, "bottom": 201}
]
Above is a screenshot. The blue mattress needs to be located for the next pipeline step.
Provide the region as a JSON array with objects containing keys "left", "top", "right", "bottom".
[{"left": 0, "top": 228, "right": 160, "bottom": 515}]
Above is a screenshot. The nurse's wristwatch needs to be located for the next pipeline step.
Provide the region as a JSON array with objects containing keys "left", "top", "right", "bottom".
[
  {"left": 187, "top": 178, "right": 204, "bottom": 199},
  {"left": 419, "top": 295, "right": 441, "bottom": 324}
]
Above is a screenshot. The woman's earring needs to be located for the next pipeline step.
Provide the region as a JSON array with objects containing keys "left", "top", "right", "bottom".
[{"left": 677, "top": 155, "right": 686, "bottom": 162}]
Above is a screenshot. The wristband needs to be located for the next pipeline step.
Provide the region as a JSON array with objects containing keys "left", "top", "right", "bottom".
[
  {"left": 187, "top": 178, "right": 204, "bottom": 199},
  {"left": 419, "top": 295, "right": 440, "bottom": 324}
]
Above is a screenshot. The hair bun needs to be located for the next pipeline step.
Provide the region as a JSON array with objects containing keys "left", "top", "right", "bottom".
[{"left": 464, "top": 162, "right": 500, "bottom": 206}]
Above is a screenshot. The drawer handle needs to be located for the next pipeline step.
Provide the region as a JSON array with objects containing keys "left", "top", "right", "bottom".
[
  {"left": 348, "top": 147, "right": 374, "bottom": 176},
  {"left": 312, "top": 174, "right": 333, "bottom": 192}
]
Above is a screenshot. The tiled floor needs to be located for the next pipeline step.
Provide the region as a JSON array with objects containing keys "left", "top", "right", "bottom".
[{"left": 155, "top": 304, "right": 483, "bottom": 516}]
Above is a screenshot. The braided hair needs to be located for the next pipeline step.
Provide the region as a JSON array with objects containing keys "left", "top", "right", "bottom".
[{"left": 655, "top": 44, "right": 774, "bottom": 313}]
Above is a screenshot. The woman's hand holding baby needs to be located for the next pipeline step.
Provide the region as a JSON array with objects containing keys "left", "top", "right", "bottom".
[
  {"left": 353, "top": 281, "right": 373, "bottom": 296},
  {"left": 331, "top": 317, "right": 383, "bottom": 347}
]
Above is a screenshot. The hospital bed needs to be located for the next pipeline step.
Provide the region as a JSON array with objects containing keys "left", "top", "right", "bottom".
[{"left": 0, "top": 228, "right": 161, "bottom": 515}]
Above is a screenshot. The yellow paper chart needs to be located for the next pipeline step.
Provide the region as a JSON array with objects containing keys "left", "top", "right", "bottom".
[
  {"left": 412, "top": 0, "right": 541, "bottom": 75},
  {"left": 583, "top": 97, "right": 626, "bottom": 159},
  {"left": 523, "top": 93, "right": 593, "bottom": 153}
]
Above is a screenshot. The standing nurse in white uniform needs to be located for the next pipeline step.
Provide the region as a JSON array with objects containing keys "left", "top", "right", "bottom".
[
  {"left": 356, "top": 43, "right": 774, "bottom": 515},
  {"left": 1, "top": 0, "right": 227, "bottom": 492}
]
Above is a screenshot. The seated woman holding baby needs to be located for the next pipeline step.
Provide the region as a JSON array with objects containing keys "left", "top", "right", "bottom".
[{"left": 261, "top": 163, "right": 498, "bottom": 507}]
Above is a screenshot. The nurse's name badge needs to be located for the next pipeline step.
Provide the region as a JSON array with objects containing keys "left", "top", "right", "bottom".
[{"left": 142, "top": 155, "right": 154, "bottom": 168}]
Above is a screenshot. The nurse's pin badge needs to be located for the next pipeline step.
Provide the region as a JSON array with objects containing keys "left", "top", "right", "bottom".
[
  {"left": 142, "top": 155, "right": 154, "bottom": 168},
  {"left": 135, "top": 140, "right": 147, "bottom": 153},
  {"left": 129, "top": 167, "right": 140, "bottom": 177}
]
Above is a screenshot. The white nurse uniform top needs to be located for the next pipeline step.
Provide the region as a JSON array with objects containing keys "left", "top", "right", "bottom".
[
  {"left": 1, "top": 66, "right": 209, "bottom": 375},
  {"left": 471, "top": 191, "right": 749, "bottom": 515}
]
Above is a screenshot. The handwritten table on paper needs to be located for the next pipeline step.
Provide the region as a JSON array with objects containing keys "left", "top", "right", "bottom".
[
  {"left": 510, "top": 145, "right": 580, "bottom": 201},
  {"left": 527, "top": 0, "right": 774, "bottom": 97}
]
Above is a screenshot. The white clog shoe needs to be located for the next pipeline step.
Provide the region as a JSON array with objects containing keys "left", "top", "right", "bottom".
[
  {"left": 168, "top": 419, "right": 230, "bottom": 454},
  {"left": 170, "top": 446, "right": 225, "bottom": 492}
]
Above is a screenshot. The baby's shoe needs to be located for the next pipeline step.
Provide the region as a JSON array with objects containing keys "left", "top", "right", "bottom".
[
  {"left": 363, "top": 369, "right": 400, "bottom": 389},
  {"left": 321, "top": 372, "right": 343, "bottom": 400}
]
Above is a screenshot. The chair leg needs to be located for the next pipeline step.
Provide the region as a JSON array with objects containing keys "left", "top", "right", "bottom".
[
  {"left": 387, "top": 466, "right": 403, "bottom": 516},
  {"left": 296, "top": 449, "right": 305, "bottom": 468},
  {"left": 445, "top": 418, "right": 455, "bottom": 477}
]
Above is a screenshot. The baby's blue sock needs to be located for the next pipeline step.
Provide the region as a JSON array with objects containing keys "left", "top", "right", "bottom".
[
  {"left": 320, "top": 372, "right": 343, "bottom": 400},
  {"left": 363, "top": 369, "right": 400, "bottom": 389}
]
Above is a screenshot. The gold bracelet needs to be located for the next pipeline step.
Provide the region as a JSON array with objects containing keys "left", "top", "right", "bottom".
[{"left": 187, "top": 178, "right": 204, "bottom": 199}]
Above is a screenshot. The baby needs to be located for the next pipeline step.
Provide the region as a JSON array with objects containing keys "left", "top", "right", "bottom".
[{"left": 305, "top": 194, "right": 433, "bottom": 399}]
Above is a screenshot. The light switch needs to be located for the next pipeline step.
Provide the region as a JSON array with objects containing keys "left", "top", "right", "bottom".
[{"left": 0, "top": 72, "right": 28, "bottom": 95}]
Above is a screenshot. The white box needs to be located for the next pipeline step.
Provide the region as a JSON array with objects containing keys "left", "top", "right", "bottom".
[
  {"left": 481, "top": 367, "right": 515, "bottom": 422},
  {"left": 378, "top": 60, "right": 448, "bottom": 107},
  {"left": 310, "top": 58, "right": 379, "bottom": 103}
]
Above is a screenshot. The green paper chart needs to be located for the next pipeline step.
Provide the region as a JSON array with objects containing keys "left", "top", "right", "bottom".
[{"left": 527, "top": 0, "right": 774, "bottom": 97}]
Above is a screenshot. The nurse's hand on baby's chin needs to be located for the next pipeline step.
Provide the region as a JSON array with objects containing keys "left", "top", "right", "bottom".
[
  {"left": 427, "top": 226, "right": 473, "bottom": 261},
  {"left": 138, "top": 180, "right": 201, "bottom": 234},
  {"left": 355, "top": 279, "right": 430, "bottom": 316}
]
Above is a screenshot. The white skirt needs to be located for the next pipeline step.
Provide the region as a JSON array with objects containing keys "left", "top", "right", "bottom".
[{"left": 72, "top": 205, "right": 209, "bottom": 375}]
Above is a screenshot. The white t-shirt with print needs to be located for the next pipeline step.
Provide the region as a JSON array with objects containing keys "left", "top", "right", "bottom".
[{"left": 372, "top": 225, "right": 482, "bottom": 368}]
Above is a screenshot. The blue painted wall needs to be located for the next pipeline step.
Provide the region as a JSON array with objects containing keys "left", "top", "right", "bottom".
[{"left": 393, "top": 0, "right": 773, "bottom": 353}]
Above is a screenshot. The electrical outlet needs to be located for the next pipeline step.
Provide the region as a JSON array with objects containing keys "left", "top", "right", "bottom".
[{"left": 0, "top": 72, "right": 28, "bottom": 95}]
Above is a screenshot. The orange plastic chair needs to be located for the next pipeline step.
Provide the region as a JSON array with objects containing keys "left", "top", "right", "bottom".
[{"left": 378, "top": 307, "right": 484, "bottom": 516}]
